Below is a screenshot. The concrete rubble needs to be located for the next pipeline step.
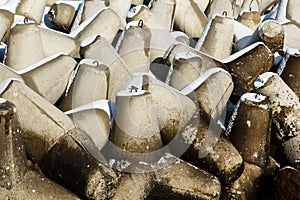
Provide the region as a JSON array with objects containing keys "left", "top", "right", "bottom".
[{"left": 0, "top": 0, "right": 299, "bottom": 199}]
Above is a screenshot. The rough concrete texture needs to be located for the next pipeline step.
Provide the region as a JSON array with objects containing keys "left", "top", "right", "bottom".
[
  {"left": 273, "top": 166, "right": 300, "bottom": 200},
  {"left": 183, "top": 112, "right": 243, "bottom": 184},
  {"left": 0, "top": 98, "right": 79, "bottom": 199},
  {"left": 221, "top": 162, "right": 263, "bottom": 200},
  {"left": 280, "top": 51, "right": 300, "bottom": 98},
  {"left": 225, "top": 43, "right": 274, "bottom": 96},
  {"left": 39, "top": 132, "right": 118, "bottom": 200},
  {"left": 229, "top": 93, "right": 271, "bottom": 169},
  {"left": 0, "top": 80, "right": 74, "bottom": 163},
  {"left": 254, "top": 73, "right": 300, "bottom": 163},
  {"left": 111, "top": 154, "right": 221, "bottom": 200}
]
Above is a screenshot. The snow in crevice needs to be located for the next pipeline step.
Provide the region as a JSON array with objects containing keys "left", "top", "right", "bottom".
[
  {"left": 222, "top": 42, "right": 264, "bottom": 63},
  {"left": 225, "top": 99, "right": 241, "bottom": 136},
  {"left": 180, "top": 68, "right": 231, "bottom": 95},
  {"left": 276, "top": 0, "right": 290, "bottom": 24},
  {"left": 114, "top": 20, "right": 141, "bottom": 52},
  {"left": 0, "top": 0, "right": 21, "bottom": 13},
  {"left": 64, "top": 99, "right": 112, "bottom": 118},
  {"left": 195, "top": 14, "right": 221, "bottom": 50},
  {"left": 165, "top": 63, "right": 173, "bottom": 85},
  {"left": 0, "top": 78, "right": 23, "bottom": 95},
  {"left": 16, "top": 53, "right": 68, "bottom": 74},
  {"left": 276, "top": 51, "right": 290, "bottom": 76},
  {"left": 253, "top": 72, "right": 276, "bottom": 89},
  {"left": 240, "top": 93, "right": 267, "bottom": 103}
]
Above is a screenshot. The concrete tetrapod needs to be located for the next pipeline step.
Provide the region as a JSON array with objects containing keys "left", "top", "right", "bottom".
[
  {"left": 0, "top": 79, "right": 74, "bottom": 162},
  {"left": 15, "top": 0, "right": 47, "bottom": 23},
  {"left": 254, "top": 72, "right": 300, "bottom": 164},
  {"left": 152, "top": 155, "right": 221, "bottom": 199},
  {"left": 236, "top": 20, "right": 285, "bottom": 53},
  {"left": 80, "top": 0, "right": 132, "bottom": 28},
  {"left": 0, "top": 79, "right": 118, "bottom": 199},
  {"left": 0, "top": 98, "right": 80, "bottom": 199},
  {"left": 48, "top": 2, "right": 76, "bottom": 32},
  {"left": 227, "top": 93, "right": 271, "bottom": 170},
  {"left": 60, "top": 58, "right": 109, "bottom": 111},
  {"left": 0, "top": 0, "right": 28, "bottom": 43},
  {"left": 167, "top": 52, "right": 207, "bottom": 89},
  {"left": 80, "top": 34, "right": 131, "bottom": 101},
  {"left": 167, "top": 52, "right": 233, "bottom": 121},
  {"left": 276, "top": 0, "right": 300, "bottom": 49},
  {"left": 65, "top": 100, "right": 112, "bottom": 159},
  {"left": 0, "top": 98, "right": 27, "bottom": 190},
  {"left": 256, "top": 20, "right": 285, "bottom": 53},
  {"left": 5, "top": 8, "right": 121, "bottom": 70},
  {"left": 115, "top": 21, "right": 151, "bottom": 72},
  {"left": 110, "top": 89, "right": 163, "bottom": 163},
  {"left": 111, "top": 154, "right": 221, "bottom": 200},
  {"left": 39, "top": 130, "right": 118, "bottom": 200},
  {"left": 277, "top": 49, "right": 300, "bottom": 98},
  {"left": 128, "top": 0, "right": 176, "bottom": 31},
  {"left": 147, "top": 28, "right": 179, "bottom": 62},
  {"left": 273, "top": 166, "right": 300, "bottom": 200},
  {"left": 106, "top": 74, "right": 199, "bottom": 168},
  {"left": 163, "top": 43, "right": 225, "bottom": 68},
  {"left": 141, "top": 75, "right": 199, "bottom": 146},
  {"left": 195, "top": 14, "right": 234, "bottom": 60},
  {"left": 0, "top": 53, "right": 76, "bottom": 104},
  {"left": 0, "top": 63, "right": 24, "bottom": 83},
  {"left": 170, "top": 31, "right": 190, "bottom": 45},
  {"left": 19, "top": 53, "right": 77, "bottom": 104},
  {"left": 173, "top": 0, "right": 208, "bottom": 38},
  {"left": 0, "top": 9, "right": 14, "bottom": 42},
  {"left": 5, "top": 23, "right": 77, "bottom": 70},
  {"left": 74, "top": 8, "right": 121, "bottom": 44},
  {"left": 182, "top": 111, "right": 243, "bottom": 184},
  {"left": 237, "top": 10, "right": 261, "bottom": 30},
  {"left": 222, "top": 42, "right": 274, "bottom": 97},
  {"left": 127, "top": 4, "right": 181, "bottom": 62},
  {"left": 220, "top": 162, "right": 263, "bottom": 200},
  {"left": 254, "top": 20, "right": 285, "bottom": 53}
]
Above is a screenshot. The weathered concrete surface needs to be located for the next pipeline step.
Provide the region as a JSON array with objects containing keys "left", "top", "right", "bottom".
[
  {"left": 110, "top": 154, "right": 221, "bottom": 200},
  {"left": 279, "top": 50, "right": 300, "bottom": 98},
  {"left": 273, "top": 166, "right": 300, "bottom": 200},
  {"left": 0, "top": 79, "right": 74, "bottom": 163},
  {"left": 254, "top": 72, "right": 300, "bottom": 164},
  {"left": 40, "top": 132, "right": 118, "bottom": 200},
  {"left": 221, "top": 162, "right": 263, "bottom": 200},
  {"left": 181, "top": 110, "right": 243, "bottom": 184},
  {"left": 224, "top": 42, "right": 274, "bottom": 96},
  {"left": 229, "top": 93, "right": 271, "bottom": 169},
  {"left": 0, "top": 98, "right": 80, "bottom": 199}
]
